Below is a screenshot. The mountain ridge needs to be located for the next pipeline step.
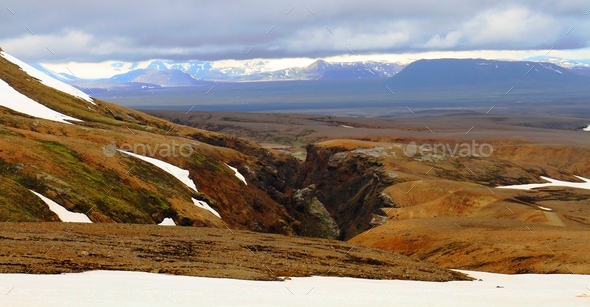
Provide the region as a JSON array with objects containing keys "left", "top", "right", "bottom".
[{"left": 387, "top": 58, "right": 590, "bottom": 89}]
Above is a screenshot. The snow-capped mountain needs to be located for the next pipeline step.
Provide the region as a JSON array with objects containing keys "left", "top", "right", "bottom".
[
  {"left": 104, "top": 59, "right": 266, "bottom": 81},
  {"left": 47, "top": 59, "right": 404, "bottom": 85},
  {"left": 243, "top": 60, "right": 405, "bottom": 81},
  {"left": 37, "top": 59, "right": 406, "bottom": 89}
]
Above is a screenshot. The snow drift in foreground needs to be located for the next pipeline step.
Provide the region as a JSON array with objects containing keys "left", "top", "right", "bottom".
[
  {"left": 1, "top": 51, "right": 94, "bottom": 104},
  {"left": 1, "top": 270, "right": 589, "bottom": 306},
  {"left": 30, "top": 190, "right": 92, "bottom": 223},
  {"left": 584, "top": 125, "right": 590, "bottom": 132},
  {"left": 497, "top": 175, "right": 590, "bottom": 191},
  {"left": 0, "top": 79, "right": 81, "bottom": 124},
  {"left": 119, "top": 150, "right": 198, "bottom": 192}
]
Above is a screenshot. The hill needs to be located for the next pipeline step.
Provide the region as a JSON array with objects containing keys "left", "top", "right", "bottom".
[{"left": 0, "top": 48, "right": 298, "bottom": 233}]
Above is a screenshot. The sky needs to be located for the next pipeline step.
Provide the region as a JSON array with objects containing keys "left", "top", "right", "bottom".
[{"left": 2, "top": 0, "right": 590, "bottom": 78}]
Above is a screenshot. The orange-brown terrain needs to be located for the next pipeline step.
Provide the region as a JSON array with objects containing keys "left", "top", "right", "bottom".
[
  {"left": 152, "top": 110, "right": 590, "bottom": 275},
  {"left": 2, "top": 49, "right": 590, "bottom": 281}
]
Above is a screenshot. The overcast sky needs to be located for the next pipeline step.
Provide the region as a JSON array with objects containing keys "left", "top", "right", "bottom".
[{"left": 2, "top": 0, "right": 590, "bottom": 65}]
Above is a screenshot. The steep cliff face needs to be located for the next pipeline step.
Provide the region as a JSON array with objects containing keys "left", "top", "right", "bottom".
[
  {"left": 188, "top": 131, "right": 394, "bottom": 240},
  {"left": 295, "top": 144, "right": 396, "bottom": 240}
]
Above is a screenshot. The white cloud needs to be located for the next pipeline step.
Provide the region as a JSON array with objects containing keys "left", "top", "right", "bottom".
[
  {"left": 422, "top": 31, "right": 462, "bottom": 49},
  {"left": 0, "top": 30, "right": 132, "bottom": 64},
  {"left": 284, "top": 22, "right": 411, "bottom": 53},
  {"left": 462, "top": 7, "right": 561, "bottom": 48}
]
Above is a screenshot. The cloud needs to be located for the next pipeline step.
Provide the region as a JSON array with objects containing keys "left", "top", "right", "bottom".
[
  {"left": 1, "top": 0, "right": 589, "bottom": 63},
  {"left": 462, "top": 7, "right": 561, "bottom": 48},
  {"left": 282, "top": 21, "right": 411, "bottom": 54},
  {"left": 422, "top": 31, "right": 462, "bottom": 49}
]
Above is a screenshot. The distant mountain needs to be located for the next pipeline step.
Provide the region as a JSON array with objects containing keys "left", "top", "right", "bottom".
[
  {"left": 107, "top": 69, "right": 205, "bottom": 87},
  {"left": 387, "top": 58, "right": 589, "bottom": 89},
  {"left": 135, "top": 59, "right": 405, "bottom": 81},
  {"left": 248, "top": 60, "right": 404, "bottom": 81},
  {"left": 67, "top": 68, "right": 209, "bottom": 92}
]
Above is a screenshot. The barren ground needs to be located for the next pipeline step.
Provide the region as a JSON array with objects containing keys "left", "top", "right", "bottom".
[{"left": 0, "top": 222, "right": 467, "bottom": 281}]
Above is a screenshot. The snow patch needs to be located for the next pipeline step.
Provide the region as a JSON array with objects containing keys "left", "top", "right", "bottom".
[
  {"left": 340, "top": 125, "right": 354, "bottom": 128},
  {"left": 2, "top": 270, "right": 590, "bottom": 306},
  {"left": 0, "top": 79, "right": 82, "bottom": 124},
  {"left": 539, "top": 63, "right": 564, "bottom": 74},
  {"left": 1, "top": 51, "right": 94, "bottom": 104},
  {"left": 30, "top": 190, "right": 92, "bottom": 223},
  {"left": 497, "top": 176, "right": 590, "bottom": 191},
  {"left": 538, "top": 206, "right": 552, "bottom": 211},
  {"left": 192, "top": 198, "right": 221, "bottom": 219},
  {"left": 158, "top": 218, "right": 176, "bottom": 226},
  {"left": 119, "top": 150, "right": 198, "bottom": 192},
  {"left": 583, "top": 125, "right": 590, "bottom": 132},
  {"left": 224, "top": 163, "right": 247, "bottom": 185}
]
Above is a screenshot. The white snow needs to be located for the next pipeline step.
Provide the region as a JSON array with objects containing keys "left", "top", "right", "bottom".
[
  {"left": 119, "top": 150, "right": 198, "bottom": 192},
  {"left": 225, "top": 163, "right": 247, "bottom": 185},
  {"left": 497, "top": 176, "right": 590, "bottom": 191},
  {"left": 583, "top": 125, "right": 590, "bottom": 132},
  {"left": 1, "top": 270, "right": 590, "bottom": 306},
  {"left": 158, "top": 218, "right": 176, "bottom": 226},
  {"left": 1, "top": 51, "right": 94, "bottom": 104},
  {"left": 30, "top": 190, "right": 92, "bottom": 223},
  {"left": 340, "top": 125, "right": 354, "bottom": 128},
  {"left": 192, "top": 198, "right": 221, "bottom": 219},
  {"left": 539, "top": 63, "right": 564, "bottom": 74},
  {"left": 0, "top": 79, "right": 81, "bottom": 124},
  {"left": 538, "top": 206, "right": 553, "bottom": 211}
]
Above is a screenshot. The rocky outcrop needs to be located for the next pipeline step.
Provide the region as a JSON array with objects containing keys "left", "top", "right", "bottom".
[
  {"left": 289, "top": 184, "right": 339, "bottom": 239},
  {"left": 295, "top": 144, "right": 396, "bottom": 240}
]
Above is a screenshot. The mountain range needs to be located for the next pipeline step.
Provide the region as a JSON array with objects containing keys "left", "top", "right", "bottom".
[
  {"left": 34, "top": 56, "right": 590, "bottom": 92},
  {"left": 45, "top": 59, "right": 405, "bottom": 90}
]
